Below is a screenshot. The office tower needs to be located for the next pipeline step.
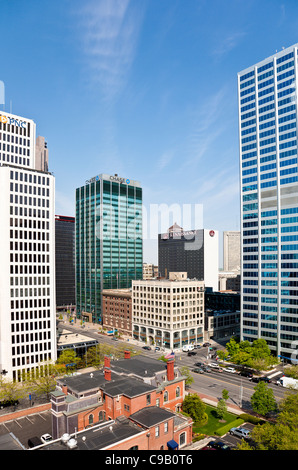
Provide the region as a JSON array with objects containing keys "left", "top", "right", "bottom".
[
  {"left": 55, "top": 215, "right": 75, "bottom": 308},
  {"left": 0, "top": 111, "right": 56, "bottom": 380},
  {"left": 238, "top": 44, "right": 298, "bottom": 361},
  {"left": 76, "top": 173, "right": 142, "bottom": 324},
  {"left": 223, "top": 231, "right": 240, "bottom": 272},
  {"left": 132, "top": 273, "right": 204, "bottom": 349},
  {"left": 158, "top": 225, "right": 218, "bottom": 291}
]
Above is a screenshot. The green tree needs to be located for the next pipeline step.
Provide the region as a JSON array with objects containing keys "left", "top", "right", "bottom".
[
  {"left": 180, "top": 367, "right": 194, "bottom": 388},
  {"left": 239, "top": 392, "right": 298, "bottom": 450},
  {"left": 182, "top": 393, "right": 207, "bottom": 423},
  {"left": 0, "top": 377, "right": 26, "bottom": 404},
  {"left": 216, "top": 399, "right": 227, "bottom": 420},
  {"left": 56, "top": 349, "right": 81, "bottom": 373},
  {"left": 250, "top": 381, "right": 277, "bottom": 416}
]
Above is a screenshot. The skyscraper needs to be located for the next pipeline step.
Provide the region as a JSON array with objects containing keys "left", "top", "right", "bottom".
[
  {"left": 0, "top": 111, "right": 56, "bottom": 380},
  {"left": 238, "top": 44, "right": 298, "bottom": 361},
  {"left": 55, "top": 215, "right": 75, "bottom": 308},
  {"left": 75, "top": 173, "right": 142, "bottom": 324},
  {"left": 158, "top": 225, "right": 218, "bottom": 291}
]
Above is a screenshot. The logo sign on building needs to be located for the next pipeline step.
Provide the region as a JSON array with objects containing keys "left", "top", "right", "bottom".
[
  {"left": 110, "top": 175, "right": 130, "bottom": 184},
  {"left": 0, "top": 114, "right": 27, "bottom": 128}
]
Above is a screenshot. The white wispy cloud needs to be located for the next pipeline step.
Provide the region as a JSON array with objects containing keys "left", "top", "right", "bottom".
[
  {"left": 79, "top": 0, "right": 145, "bottom": 102},
  {"left": 212, "top": 31, "right": 246, "bottom": 61},
  {"left": 179, "top": 85, "right": 231, "bottom": 170}
]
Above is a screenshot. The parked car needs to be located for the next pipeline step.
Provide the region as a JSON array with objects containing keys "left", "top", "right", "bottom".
[
  {"left": 187, "top": 351, "right": 197, "bottom": 356},
  {"left": 229, "top": 427, "right": 251, "bottom": 439},
  {"left": 40, "top": 433, "right": 52, "bottom": 444},
  {"left": 208, "top": 440, "right": 231, "bottom": 450},
  {"left": 193, "top": 368, "right": 204, "bottom": 374},
  {"left": 203, "top": 342, "right": 211, "bottom": 347},
  {"left": 28, "top": 437, "right": 43, "bottom": 448},
  {"left": 142, "top": 346, "right": 151, "bottom": 350},
  {"left": 202, "top": 366, "right": 212, "bottom": 373},
  {"left": 154, "top": 346, "right": 160, "bottom": 351},
  {"left": 225, "top": 367, "right": 236, "bottom": 373}
]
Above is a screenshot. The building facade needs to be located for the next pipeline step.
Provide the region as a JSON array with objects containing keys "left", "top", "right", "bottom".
[
  {"left": 102, "top": 288, "right": 132, "bottom": 336},
  {"left": 238, "top": 44, "right": 298, "bottom": 360},
  {"left": 223, "top": 231, "right": 240, "bottom": 272},
  {"left": 132, "top": 274, "right": 204, "bottom": 349},
  {"left": 0, "top": 111, "right": 56, "bottom": 380},
  {"left": 75, "top": 174, "right": 142, "bottom": 324},
  {"left": 158, "top": 226, "right": 218, "bottom": 291},
  {"left": 55, "top": 215, "right": 75, "bottom": 308}
]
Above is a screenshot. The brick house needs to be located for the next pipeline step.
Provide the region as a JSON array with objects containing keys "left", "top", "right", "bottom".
[{"left": 50, "top": 353, "right": 192, "bottom": 450}]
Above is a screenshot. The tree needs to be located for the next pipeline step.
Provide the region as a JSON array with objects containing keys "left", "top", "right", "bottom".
[
  {"left": 250, "top": 381, "right": 277, "bottom": 416},
  {"left": 180, "top": 367, "right": 194, "bottom": 388},
  {"left": 0, "top": 377, "right": 26, "bottom": 404},
  {"left": 216, "top": 399, "right": 227, "bottom": 420},
  {"left": 182, "top": 393, "right": 207, "bottom": 423},
  {"left": 56, "top": 349, "right": 80, "bottom": 373}
]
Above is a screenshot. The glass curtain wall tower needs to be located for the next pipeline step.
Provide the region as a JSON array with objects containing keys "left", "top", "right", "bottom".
[
  {"left": 76, "top": 174, "right": 143, "bottom": 324},
  {"left": 238, "top": 44, "right": 298, "bottom": 361}
]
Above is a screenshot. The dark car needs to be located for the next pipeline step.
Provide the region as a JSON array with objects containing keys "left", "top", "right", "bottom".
[
  {"left": 259, "top": 376, "right": 272, "bottom": 383},
  {"left": 28, "top": 437, "right": 43, "bottom": 448},
  {"left": 250, "top": 376, "right": 260, "bottom": 383},
  {"left": 195, "top": 362, "right": 205, "bottom": 368},
  {"left": 142, "top": 346, "right": 151, "bottom": 350},
  {"left": 193, "top": 368, "right": 204, "bottom": 374},
  {"left": 187, "top": 351, "right": 197, "bottom": 356},
  {"left": 208, "top": 441, "right": 230, "bottom": 450},
  {"left": 202, "top": 365, "right": 212, "bottom": 373},
  {"left": 203, "top": 342, "right": 211, "bottom": 347},
  {"left": 239, "top": 370, "right": 253, "bottom": 378}
]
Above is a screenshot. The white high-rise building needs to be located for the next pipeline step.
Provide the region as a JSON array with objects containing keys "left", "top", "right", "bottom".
[
  {"left": 0, "top": 111, "right": 56, "bottom": 380},
  {"left": 238, "top": 44, "right": 298, "bottom": 361}
]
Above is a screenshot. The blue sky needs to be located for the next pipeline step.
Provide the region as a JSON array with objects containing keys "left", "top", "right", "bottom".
[{"left": 1, "top": 0, "right": 298, "bottom": 265}]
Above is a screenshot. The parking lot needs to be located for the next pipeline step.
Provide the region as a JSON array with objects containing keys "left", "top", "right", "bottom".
[
  {"left": 0, "top": 410, "right": 52, "bottom": 449},
  {"left": 206, "top": 422, "right": 255, "bottom": 450}
]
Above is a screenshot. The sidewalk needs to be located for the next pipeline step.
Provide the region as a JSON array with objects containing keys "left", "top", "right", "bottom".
[{"left": 189, "top": 389, "right": 244, "bottom": 415}]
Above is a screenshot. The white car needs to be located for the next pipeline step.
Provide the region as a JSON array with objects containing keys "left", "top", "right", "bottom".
[
  {"left": 210, "top": 362, "right": 220, "bottom": 368},
  {"left": 225, "top": 367, "right": 236, "bottom": 373},
  {"left": 230, "top": 427, "right": 250, "bottom": 439},
  {"left": 40, "top": 433, "right": 52, "bottom": 444}
]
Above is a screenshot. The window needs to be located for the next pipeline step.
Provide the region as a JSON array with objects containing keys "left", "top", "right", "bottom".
[
  {"left": 155, "top": 426, "right": 159, "bottom": 437},
  {"left": 164, "top": 391, "right": 168, "bottom": 402}
]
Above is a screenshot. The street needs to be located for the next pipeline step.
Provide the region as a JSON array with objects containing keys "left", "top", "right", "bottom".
[{"left": 61, "top": 321, "right": 287, "bottom": 411}]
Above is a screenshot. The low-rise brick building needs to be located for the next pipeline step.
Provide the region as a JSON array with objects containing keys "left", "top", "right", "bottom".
[{"left": 49, "top": 353, "right": 192, "bottom": 450}]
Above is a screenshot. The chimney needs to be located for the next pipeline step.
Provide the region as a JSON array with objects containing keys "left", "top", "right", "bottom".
[
  {"left": 104, "top": 368, "right": 112, "bottom": 381},
  {"left": 62, "top": 384, "right": 68, "bottom": 395},
  {"left": 167, "top": 360, "right": 175, "bottom": 382},
  {"left": 104, "top": 355, "right": 110, "bottom": 368},
  {"left": 124, "top": 350, "right": 131, "bottom": 359}
]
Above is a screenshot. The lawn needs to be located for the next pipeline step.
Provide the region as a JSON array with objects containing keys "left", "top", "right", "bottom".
[{"left": 192, "top": 405, "right": 244, "bottom": 437}]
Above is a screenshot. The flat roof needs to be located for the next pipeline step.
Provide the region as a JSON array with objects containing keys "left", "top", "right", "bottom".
[
  {"left": 130, "top": 406, "right": 175, "bottom": 428},
  {"left": 36, "top": 418, "right": 144, "bottom": 450}
]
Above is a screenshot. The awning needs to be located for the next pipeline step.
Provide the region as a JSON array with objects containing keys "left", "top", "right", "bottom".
[{"left": 167, "top": 440, "right": 179, "bottom": 450}]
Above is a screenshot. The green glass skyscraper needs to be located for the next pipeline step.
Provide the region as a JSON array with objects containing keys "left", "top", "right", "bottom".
[{"left": 76, "top": 173, "right": 143, "bottom": 324}]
